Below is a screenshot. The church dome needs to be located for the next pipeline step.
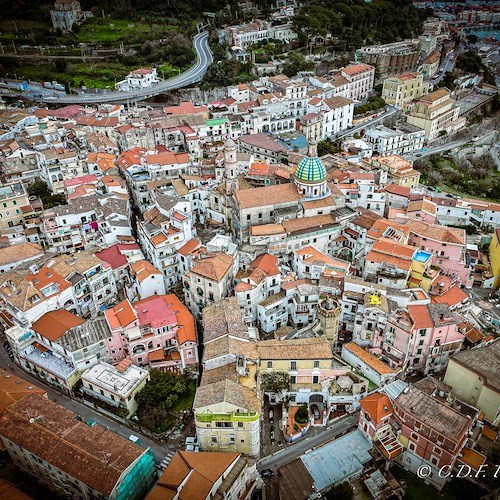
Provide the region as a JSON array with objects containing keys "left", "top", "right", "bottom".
[{"left": 295, "top": 155, "right": 327, "bottom": 183}]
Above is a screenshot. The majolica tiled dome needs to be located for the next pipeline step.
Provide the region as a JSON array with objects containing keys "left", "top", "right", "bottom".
[{"left": 295, "top": 155, "right": 327, "bottom": 183}]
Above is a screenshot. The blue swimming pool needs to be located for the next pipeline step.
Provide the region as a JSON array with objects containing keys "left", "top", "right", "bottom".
[{"left": 414, "top": 250, "right": 432, "bottom": 262}]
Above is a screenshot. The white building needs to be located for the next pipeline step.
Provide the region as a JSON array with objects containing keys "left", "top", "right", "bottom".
[
  {"left": 115, "top": 68, "right": 159, "bottom": 92},
  {"left": 364, "top": 122, "right": 425, "bottom": 156},
  {"left": 307, "top": 96, "right": 354, "bottom": 139},
  {"left": 341, "top": 63, "right": 376, "bottom": 101},
  {"left": 81, "top": 359, "right": 150, "bottom": 418}
]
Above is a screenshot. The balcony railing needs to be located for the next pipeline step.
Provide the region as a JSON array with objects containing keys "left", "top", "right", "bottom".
[{"left": 195, "top": 411, "right": 259, "bottom": 423}]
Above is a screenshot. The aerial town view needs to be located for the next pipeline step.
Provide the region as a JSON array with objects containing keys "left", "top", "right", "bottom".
[{"left": 0, "top": 0, "right": 499, "bottom": 498}]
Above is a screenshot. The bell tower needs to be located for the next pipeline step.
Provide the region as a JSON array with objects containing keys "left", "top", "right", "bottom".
[{"left": 224, "top": 138, "right": 238, "bottom": 194}]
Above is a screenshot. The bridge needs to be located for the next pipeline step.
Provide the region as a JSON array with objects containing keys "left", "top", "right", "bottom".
[{"left": 20, "top": 32, "right": 213, "bottom": 105}]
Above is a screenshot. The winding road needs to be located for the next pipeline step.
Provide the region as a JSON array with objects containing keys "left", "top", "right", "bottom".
[{"left": 24, "top": 32, "right": 213, "bottom": 105}]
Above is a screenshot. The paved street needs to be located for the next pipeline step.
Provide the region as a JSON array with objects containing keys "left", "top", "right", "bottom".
[
  {"left": 335, "top": 106, "right": 398, "bottom": 140},
  {"left": 2, "top": 32, "right": 212, "bottom": 105},
  {"left": 257, "top": 413, "right": 358, "bottom": 471},
  {"left": 0, "top": 339, "right": 173, "bottom": 461}
]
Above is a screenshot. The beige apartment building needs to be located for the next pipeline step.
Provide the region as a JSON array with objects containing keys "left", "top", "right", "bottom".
[
  {"left": 405, "top": 88, "right": 465, "bottom": 142},
  {"left": 382, "top": 72, "right": 429, "bottom": 109},
  {"left": 0, "top": 182, "right": 30, "bottom": 229}
]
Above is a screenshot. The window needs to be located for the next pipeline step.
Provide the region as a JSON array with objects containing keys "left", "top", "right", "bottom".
[
  {"left": 267, "top": 361, "right": 273, "bottom": 369},
  {"left": 238, "top": 422, "right": 244, "bottom": 428},
  {"left": 215, "top": 422, "right": 233, "bottom": 428},
  {"left": 313, "top": 360, "right": 320, "bottom": 368},
  {"left": 211, "top": 436, "right": 217, "bottom": 444},
  {"left": 419, "top": 329, "right": 426, "bottom": 336},
  {"left": 312, "top": 375, "right": 319, "bottom": 384},
  {"left": 290, "top": 361, "right": 297, "bottom": 370}
]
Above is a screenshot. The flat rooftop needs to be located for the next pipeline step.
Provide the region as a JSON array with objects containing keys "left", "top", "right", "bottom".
[
  {"left": 301, "top": 429, "right": 372, "bottom": 491},
  {"left": 82, "top": 362, "right": 148, "bottom": 397}
]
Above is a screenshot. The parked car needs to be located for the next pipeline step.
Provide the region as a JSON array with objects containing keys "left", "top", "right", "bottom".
[
  {"left": 261, "top": 469, "right": 274, "bottom": 478},
  {"left": 311, "top": 404, "right": 320, "bottom": 420}
]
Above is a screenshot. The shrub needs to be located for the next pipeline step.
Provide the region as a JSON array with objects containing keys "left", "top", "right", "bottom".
[{"left": 294, "top": 404, "right": 309, "bottom": 424}]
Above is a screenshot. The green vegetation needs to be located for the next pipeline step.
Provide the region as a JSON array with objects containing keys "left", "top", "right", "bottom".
[
  {"left": 324, "top": 481, "right": 353, "bottom": 500},
  {"left": 318, "top": 139, "right": 341, "bottom": 156},
  {"left": 136, "top": 370, "right": 195, "bottom": 433},
  {"left": 28, "top": 181, "right": 66, "bottom": 209},
  {"left": 201, "top": 32, "right": 252, "bottom": 89},
  {"left": 415, "top": 153, "right": 500, "bottom": 201},
  {"left": 294, "top": 404, "right": 309, "bottom": 424},
  {"left": 455, "top": 50, "right": 495, "bottom": 85},
  {"left": 292, "top": 0, "right": 430, "bottom": 50},
  {"left": 283, "top": 52, "right": 314, "bottom": 77},
  {"left": 261, "top": 371, "right": 290, "bottom": 393},
  {"left": 354, "top": 96, "right": 386, "bottom": 115}
]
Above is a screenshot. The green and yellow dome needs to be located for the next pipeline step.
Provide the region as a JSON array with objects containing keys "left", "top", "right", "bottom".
[{"left": 295, "top": 155, "right": 327, "bottom": 183}]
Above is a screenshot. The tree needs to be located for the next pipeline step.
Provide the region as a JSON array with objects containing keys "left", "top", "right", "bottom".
[
  {"left": 282, "top": 52, "right": 314, "bottom": 77},
  {"left": 261, "top": 371, "right": 289, "bottom": 393},
  {"left": 136, "top": 369, "right": 189, "bottom": 430},
  {"left": 318, "top": 139, "right": 341, "bottom": 156},
  {"left": 294, "top": 404, "right": 309, "bottom": 424},
  {"left": 324, "top": 482, "right": 353, "bottom": 500}
]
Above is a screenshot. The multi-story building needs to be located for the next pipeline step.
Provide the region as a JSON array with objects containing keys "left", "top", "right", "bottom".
[
  {"left": 104, "top": 294, "right": 198, "bottom": 372},
  {"left": 0, "top": 242, "right": 44, "bottom": 274},
  {"left": 0, "top": 394, "right": 157, "bottom": 499},
  {"left": 147, "top": 451, "right": 258, "bottom": 500},
  {"left": 128, "top": 259, "right": 166, "bottom": 302},
  {"left": 0, "top": 265, "right": 77, "bottom": 328},
  {"left": 183, "top": 253, "right": 234, "bottom": 319},
  {"left": 366, "top": 155, "right": 421, "bottom": 188},
  {"left": 6, "top": 309, "right": 110, "bottom": 392},
  {"left": 382, "top": 72, "right": 430, "bottom": 109},
  {"left": 235, "top": 253, "right": 281, "bottom": 326},
  {"left": 293, "top": 246, "right": 351, "bottom": 280},
  {"left": 405, "top": 88, "right": 465, "bottom": 142},
  {"left": 50, "top": 0, "right": 92, "bottom": 31},
  {"left": 356, "top": 40, "right": 420, "bottom": 78},
  {"left": 363, "top": 238, "right": 416, "bottom": 288},
  {"left": 382, "top": 303, "right": 463, "bottom": 375},
  {"left": 48, "top": 251, "right": 118, "bottom": 318},
  {"left": 393, "top": 378, "right": 480, "bottom": 490},
  {"left": 137, "top": 194, "right": 196, "bottom": 289},
  {"left": 364, "top": 122, "right": 425, "bottom": 156},
  {"left": 422, "top": 50, "right": 441, "bottom": 78},
  {"left": 306, "top": 96, "right": 354, "bottom": 139},
  {"left": 444, "top": 339, "right": 500, "bottom": 426},
  {"left": 299, "top": 113, "right": 323, "bottom": 143},
  {"left": 405, "top": 219, "right": 472, "bottom": 288},
  {"left": 341, "top": 63, "right": 375, "bottom": 101},
  {"left": 194, "top": 299, "right": 260, "bottom": 457},
  {"left": 258, "top": 337, "right": 368, "bottom": 423},
  {"left": 81, "top": 359, "right": 150, "bottom": 418},
  {"left": 0, "top": 182, "right": 30, "bottom": 230},
  {"left": 115, "top": 67, "right": 159, "bottom": 92},
  {"left": 227, "top": 19, "right": 297, "bottom": 49}
]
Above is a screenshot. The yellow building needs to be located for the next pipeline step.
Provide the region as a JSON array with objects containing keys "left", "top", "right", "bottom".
[
  {"left": 443, "top": 339, "right": 500, "bottom": 426},
  {"left": 405, "top": 88, "right": 465, "bottom": 142},
  {"left": 382, "top": 72, "right": 429, "bottom": 109},
  {"left": 422, "top": 50, "right": 441, "bottom": 78},
  {"left": 409, "top": 249, "right": 434, "bottom": 289},
  {"left": 193, "top": 365, "right": 261, "bottom": 457},
  {"left": 367, "top": 155, "right": 421, "bottom": 188},
  {"left": 489, "top": 229, "right": 500, "bottom": 288},
  {"left": 0, "top": 182, "right": 30, "bottom": 230}
]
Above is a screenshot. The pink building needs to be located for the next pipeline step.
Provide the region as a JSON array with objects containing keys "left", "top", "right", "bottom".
[
  {"left": 404, "top": 220, "right": 472, "bottom": 288},
  {"left": 104, "top": 294, "right": 198, "bottom": 373},
  {"left": 382, "top": 303, "right": 463, "bottom": 376},
  {"left": 358, "top": 392, "right": 394, "bottom": 439}
]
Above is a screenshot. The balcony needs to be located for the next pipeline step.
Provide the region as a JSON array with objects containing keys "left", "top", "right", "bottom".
[
  {"left": 195, "top": 411, "right": 259, "bottom": 423},
  {"left": 290, "top": 383, "right": 322, "bottom": 392}
]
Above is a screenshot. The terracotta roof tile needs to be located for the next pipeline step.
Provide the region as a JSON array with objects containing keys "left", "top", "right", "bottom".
[{"left": 360, "top": 393, "right": 393, "bottom": 424}]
